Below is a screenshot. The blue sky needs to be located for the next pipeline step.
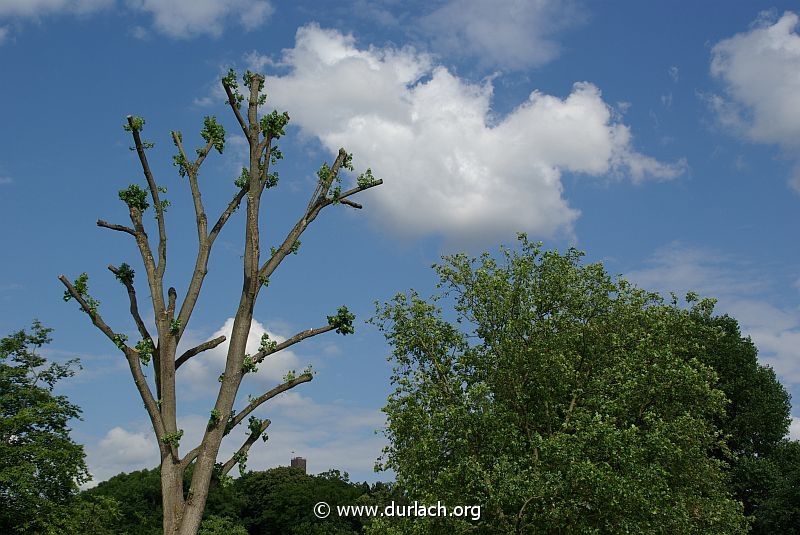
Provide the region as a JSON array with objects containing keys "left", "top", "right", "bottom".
[{"left": 1, "top": 0, "right": 799, "bottom": 485}]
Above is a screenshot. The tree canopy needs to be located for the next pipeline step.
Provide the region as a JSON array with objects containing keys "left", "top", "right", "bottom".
[
  {"left": 0, "top": 321, "right": 120, "bottom": 534},
  {"left": 372, "top": 236, "right": 756, "bottom": 533}
]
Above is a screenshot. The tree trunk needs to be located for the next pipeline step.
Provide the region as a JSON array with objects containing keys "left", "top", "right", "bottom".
[{"left": 162, "top": 458, "right": 185, "bottom": 534}]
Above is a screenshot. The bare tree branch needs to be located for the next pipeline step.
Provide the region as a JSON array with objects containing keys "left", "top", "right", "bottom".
[
  {"left": 180, "top": 444, "right": 201, "bottom": 470},
  {"left": 252, "top": 325, "right": 334, "bottom": 365},
  {"left": 259, "top": 176, "right": 383, "bottom": 282},
  {"left": 107, "top": 264, "right": 152, "bottom": 343},
  {"left": 222, "top": 81, "right": 248, "bottom": 137},
  {"left": 220, "top": 419, "right": 271, "bottom": 477},
  {"left": 127, "top": 115, "right": 168, "bottom": 281},
  {"left": 193, "top": 138, "right": 215, "bottom": 171},
  {"left": 224, "top": 374, "right": 313, "bottom": 436},
  {"left": 175, "top": 335, "right": 226, "bottom": 370},
  {"left": 97, "top": 219, "right": 137, "bottom": 236},
  {"left": 58, "top": 274, "right": 167, "bottom": 452},
  {"left": 339, "top": 198, "right": 362, "bottom": 209},
  {"left": 174, "top": 187, "right": 247, "bottom": 338},
  {"left": 172, "top": 131, "right": 210, "bottom": 243},
  {"left": 209, "top": 188, "right": 248, "bottom": 243}
]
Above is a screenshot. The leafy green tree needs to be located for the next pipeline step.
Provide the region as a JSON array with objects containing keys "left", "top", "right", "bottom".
[
  {"left": 733, "top": 440, "right": 800, "bottom": 534},
  {"left": 46, "top": 494, "right": 123, "bottom": 535},
  {"left": 371, "top": 236, "right": 749, "bottom": 534},
  {"left": 59, "top": 69, "right": 382, "bottom": 533},
  {"left": 85, "top": 468, "right": 164, "bottom": 534},
  {"left": 198, "top": 515, "right": 248, "bottom": 535},
  {"left": 237, "top": 467, "right": 364, "bottom": 534},
  {"left": 0, "top": 321, "right": 90, "bottom": 533},
  {"left": 681, "top": 312, "right": 794, "bottom": 530}
]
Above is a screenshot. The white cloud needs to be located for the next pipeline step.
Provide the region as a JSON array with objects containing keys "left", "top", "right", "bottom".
[
  {"left": 263, "top": 25, "right": 684, "bottom": 243},
  {"left": 419, "top": 0, "right": 584, "bottom": 70},
  {"left": 178, "top": 317, "right": 301, "bottom": 395},
  {"left": 709, "top": 11, "right": 800, "bottom": 149},
  {"left": 790, "top": 416, "right": 800, "bottom": 440},
  {"left": 0, "top": 26, "right": 8, "bottom": 44},
  {"left": 128, "top": 0, "right": 273, "bottom": 38},
  {"left": 0, "top": 0, "right": 112, "bottom": 18},
  {"left": 84, "top": 426, "right": 158, "bottom": 486}
]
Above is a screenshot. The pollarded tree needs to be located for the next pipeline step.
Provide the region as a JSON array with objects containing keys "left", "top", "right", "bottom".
[{"left": 58, "top": 70, "right": 382, "bottom": 534}]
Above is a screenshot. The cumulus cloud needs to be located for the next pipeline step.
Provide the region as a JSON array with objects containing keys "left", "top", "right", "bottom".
[
  {"left": 419, "top": 0, "right": 585, "bottom": 70},
  {"left": 263, "top": 25, "right": 683, "bottom": 243},
  {"left": 790, "top": 416, "right": 800, "bottom": 440},
  {"left": 709, "top": 11, "right": 800, "bottom": 149},
  {"left": 128, "top": 0, "right": 274, "bottom": 38},
  {"left": 178, "top": 317, "right": 301, "bottom": 395},
  {"left": 84, "top": 426, "right": 158, "bottom": 485},
  {"left": 0, "top": 0, "right": 112, "bottom": 18}
]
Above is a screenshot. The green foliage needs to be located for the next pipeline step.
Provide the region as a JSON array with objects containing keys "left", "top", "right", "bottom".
[
  {"left": 222, "top": 68, "right": 244, "bottom": 107},
  {"left": 84, "top": 468, "right": 163, "bottom": 534},
  {"left": 234, "top": 167, "right": 250, "bottom": 188},
  {"left": 85, "top": 465, "right": 392, "bottom": 535},
  {"left": 265, "top": 171, "right": 279, "bottom": 189},
  {"left": 170, "top": 319, "right": 181, "bottom": 334},
  {"left": 356, "top": 168, "right": 377, "bottom": 188},
  {"left": 112, "top": 333, "right": 128, "bottom": 350},
  {"left": 233, "top": 451, "right": 248, "bottom": 475},
  {"left": 62, "top": 273, "right": 100, "bottom": 317},
  {"left": 46, "top": 494, "right": 123, "bottom": 535},
  {"left": 236, "top": 467, "right": 366, "bottom": 534},
  {"left": 199, "top": 515, "right": 248, "bottom": 535},
  {"left": 733, "top": 440, "right": 800, "bottom": 534},
  {"left": 134, "top": 338, "right": 154, "bottom": 366},
  {"left": 372, "top": 237, "right": 749, "bottom": 534},
  {"left": 248, "top": 415, "right": 261, "bottom": 435},
  {"left": 327, "top": 306, "right": 355, "bottom": 335},
  {"left": 261, "top": 110, "right": 291, "bottom": 139},
  {"left": 123, "top": 115, "right": 145, "bottom": 132},
  {"left": 161, "top": 429, "right": 183, "bottom": 448},
  {"left": 259, "top": 332, "right": 277, "bottom": 353},
  {"left": 0, "top": 321, "right": 90, "bottom": 533},
  {"left": 242, "top": 354, "right": 258, "bottom": 375},
  {"left": 173, "top": 152, "right": 189, "bottom": 177},
  {"left": 317, "top": 162, "right": 333, "bottom": 185},
  {"left": 208, "top": 409, "right": 221, "bottom": 429},
  {"left": 201, "top": 116, "right": 226, "bottom": 154},
  {"left": 114, "top": 263, "right": 135, "bottom": 285},
  {"left": 118, "top": 184, "right": 150, "bottom": 211},
  {"left": 342, "top": 151, "right": 354, "bottom": 171},
  {"left": 283, "top": 369, "right": 297, "bottom": 382}
]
